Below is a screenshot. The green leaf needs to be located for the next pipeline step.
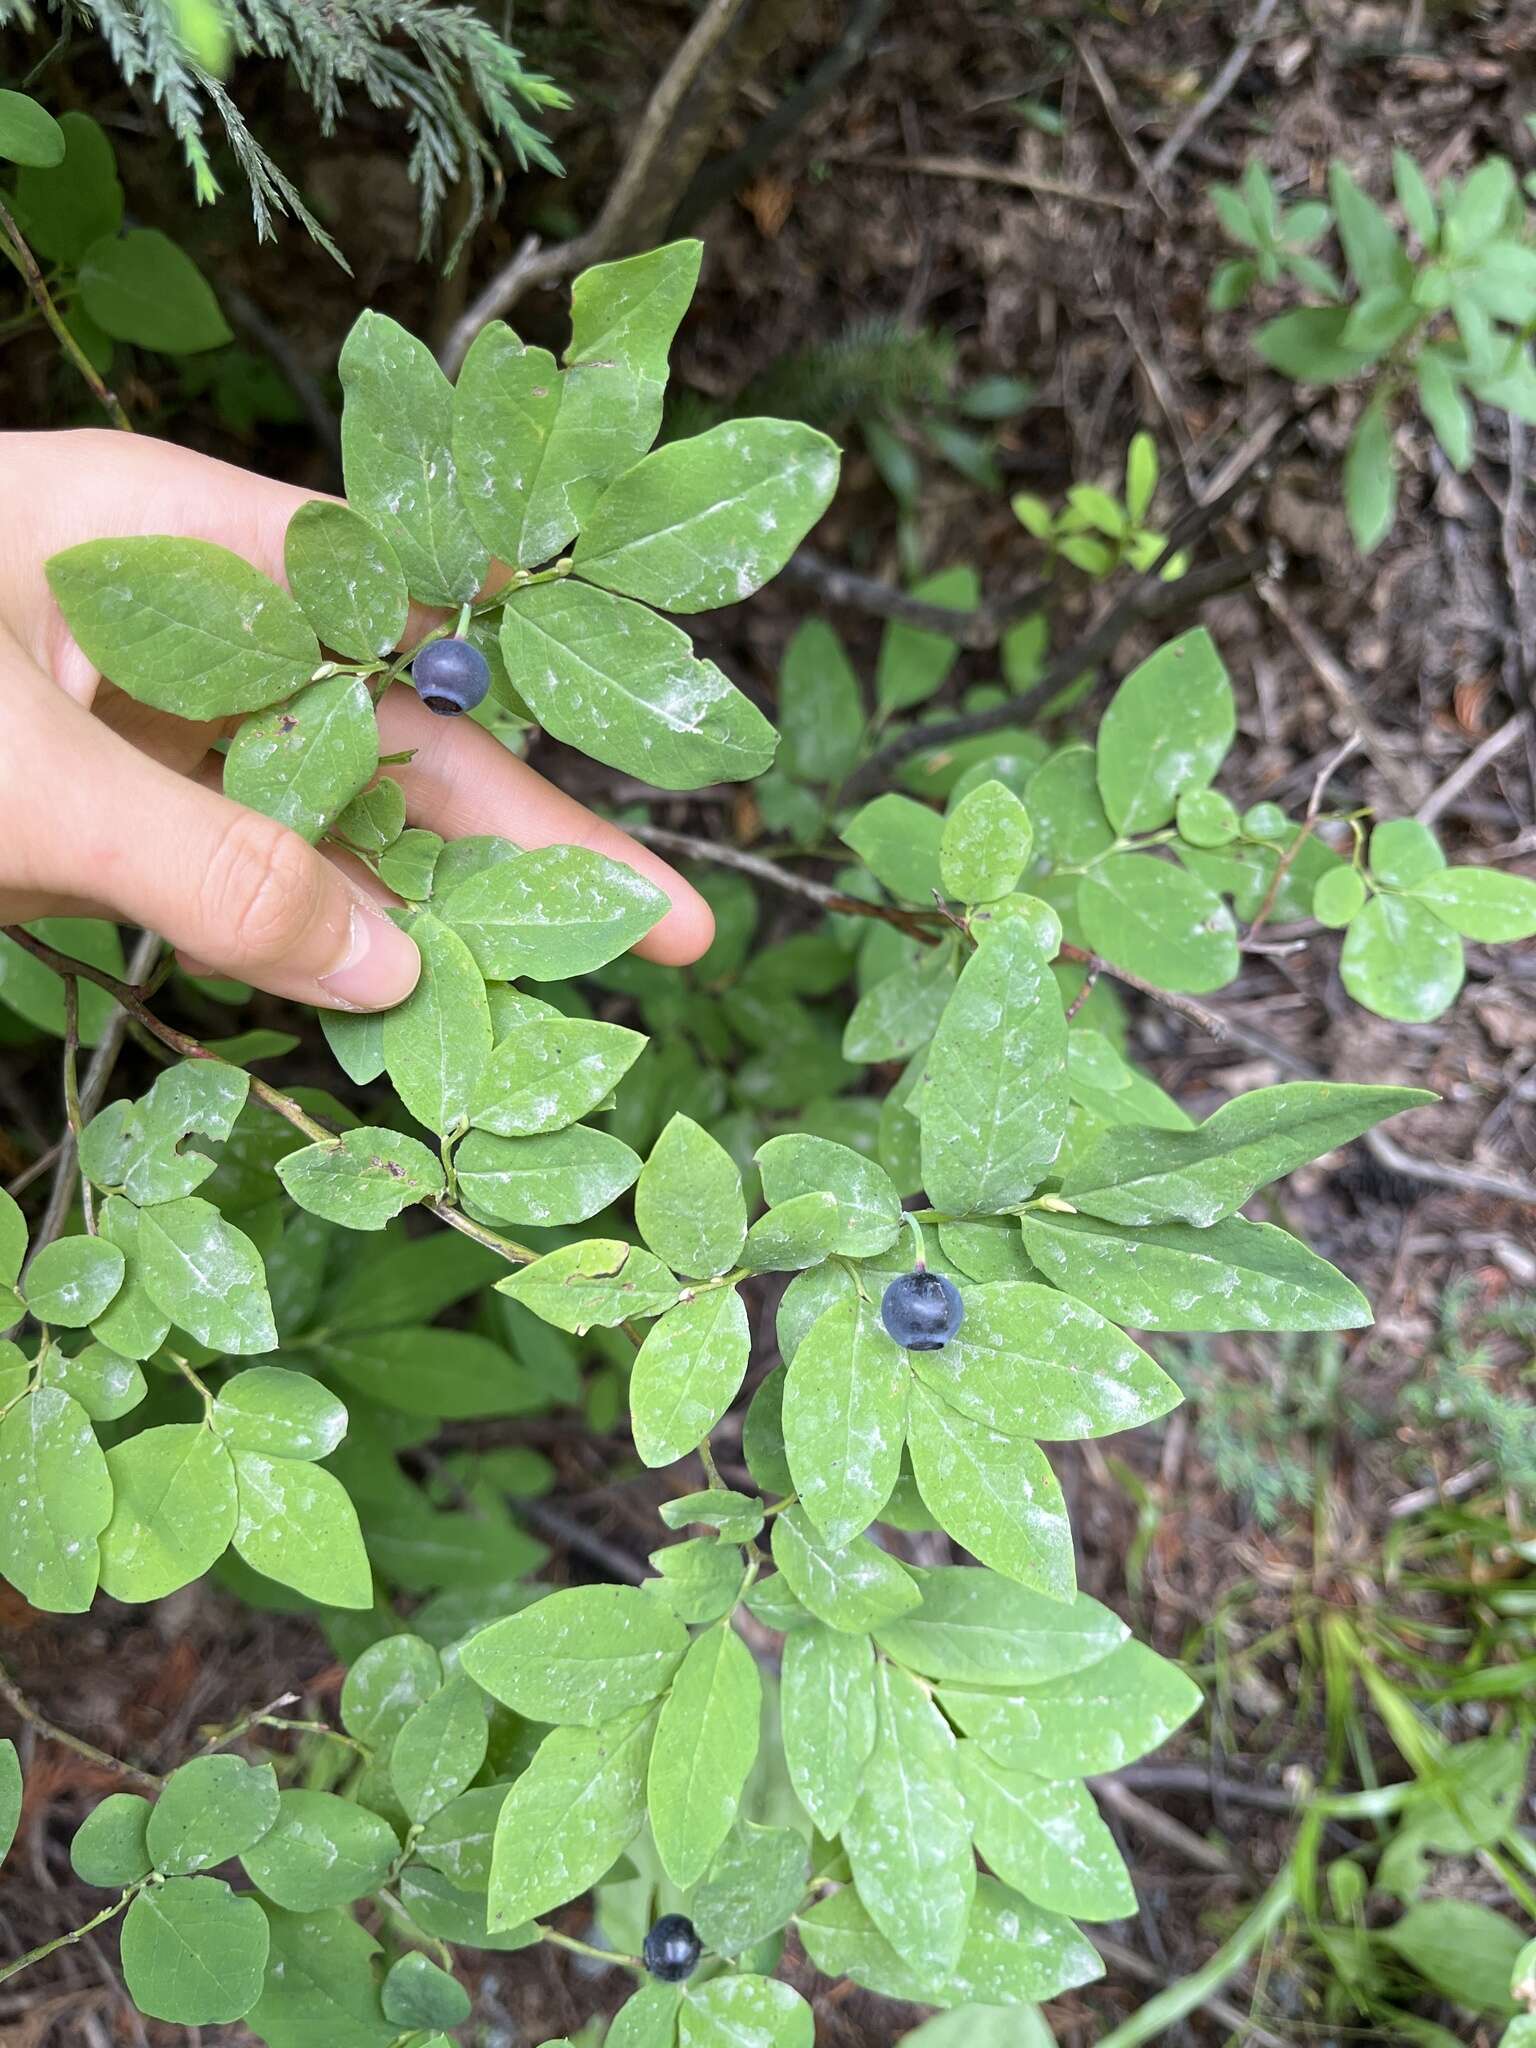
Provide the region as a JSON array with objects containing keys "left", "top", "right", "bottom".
[
  {"left": 501, "top": 581, "right": 777, "bottom": 789},
  {"left": 1417, "top": 350, "right": 1473, "bottom": 470},
  {"left": 779, "top": 620, "right": 865, "bottom": 785},
  {"left": 377, "top": 827, "right": 442, "bottom": 901},
  {"left": 498, "top": 1239, "right": 680, "bottom": 1334},
  {"left": 80, "top": 1058, "right": 250, "bottom": 1207},
  {"left": 1313, "top": 865, "right": 1367, "bottom": 927},
  {"left": 958, "top": 1748, "right": 1132, "bottom": 1920},
  {"left": 911, "top": 1280, "right": 1178, "bottom": 1440},
  {"left": 78, "top": 228, "right": 231, "bottom": 351},
  {"left": 71, "top": 1791, "right": 153, "bottom": 1886},
  {"left": 784, "top": 1297, "right": 906, "bottom": 1545},
  {"left": 1370, "top": 817, "right": 1445, "bottom": 888},
  {"left": 1077, "top": 853, "right": 1240, "bottom": 994},
  {"left": 242, "top": 1790, "right": 399, "bottom": 1909},
  {"left": 567, "top": 240, "right": 701, "bottom": 426},
  {"left": 135, "top": 1195, "right": 277, "bottom": 1353},
  {"left": 840, "top": 794, "right": 944, "bottom": 904},
  {"left": 1330, "top": 163, "right": 1408, "bottom": 294},
  {"left": 0, "top": 88, "right": 64, "bottom": 165},
  {"left": 391, "top": 1675, "right": 488, "bottom": 1823},
  {"left": 877, "top": 567, "right": 978, "bottom": 714},
  {"left": 844, "top": 1662, "right": 974, "bottom": 1978},
  {"left": 0, "top": 1387, "right": 111, "bottom": 1612},
  {"left": 647, "top": 1535, "right": 741, "bottom": 1625},
  {"left": 320, "top": 1325, "right": 540, "bottom": 1419},
  {"left": 1340, "top": 889, "right": 1467, "bottom": 1020},
  {"left": 469, "top": 1018, "right": 646, "bottom": 1137},
  {"left": 679, "top": 1977, "right": 812, "bottom": 2048},
  {"left": 781, "top": 1622, "right": 877, "bottom": 1836},
  {"left": 0, "top": 1739, "right": 18, "bottom": 1873},
  {"left": 0, "top": 917, "right": 123, "bottom": 1045},
  {"left": 1176, "top": 786, "right": 1240, "bottom": 848},
  {"left": 23, "top": 1234, "right": 124, "bottom": 1327},
  {"left": 98, "top": 1424, "right": 237, "bottom": 1600},
  {"left": 232, "top": 1451, "right": 372, "bottom": 1608},
  {"left": 799, "top": 1875, "right": 1100, "bottom": 2006},
  {"left": 771, "top": 1506, "right": 919, "bottom": 1633},
  {"left": 248, "top": 1904, "right": 398, "bottom": 2047},
  {"left": 907, "top": 1381, "right": 1074, "bottom": 1599},
  {"left": 941, "top": 1637, "right": 1200, "bottom": 1775},
  {"left": 283, "top": 501, "right": 408, "bottom": 662},
  {"left": 211, "top": 1367, "right": 346, "bottom": 1461},
  {"left": 649, "top": 1623, "right": 761, "bottom": 1887},
  {"left": 1096, "top": 629, "right": 1235, "bottom": 833},
  {"left": 341, "top": 1633, "right": 442, "bottom": 1745},
  {"left": 940, "top": 780, "right": 1034, "bottom": 904},
  {"left": 1343, "top": 392, "right": 1397, "bottom": 554},
  {"left": 488, "top": 1704, "right": 656, "bottom": 1928},
  {"left": 380, "top": 910, "right": 492, "bottom": 1135},
  {"left": 464, "top": 1586, "right": 686, "bottom": 1725},
  {"left": 1022, "top": 1210, "right": 1369, "bottom": 1332},
  {"left": 1061, "top": 1080, "right": 1433, "bottom": 1226},
  {"left": 339, "top": 310, "right": 487, "bottom": 606},
  {"left": 920, "top": 921, "right": 1068, "bottom": 1215},
  {"left": 413, "top": 1783, "right": 507, "bottom": 1893},
  {"left": 453, "top": 324, "right": 655, "bottom": 571},
  {"left": 634, "top": 1113, "right": 747, "bottom": 1278},
  {"left": 332, "top": 775, "right": 406, "bottom": 855},
  {"left": 756, "top": 1135, "right": 901, "bottom": 1260},
  {"left": 1255, "top": 305, "right": 1375, "bottom": 383},
  {"left": 693, "top": 1822, "right": 809, "bottom": 1956},
  {"left": 148, "top": 1754, "right": 280, "bottom": 1875},
  {"left": 844, "top": 949, "right": 956, "bottom": 1064},
  {"left": 571, "top": 419, "right": 840, "bottom": 612},
  {"left": 13, "top": 111, "right": 122, "bottom": 259},
  {"left": 873, "top": 1566, "right": 1127, "bottom": 1686},
  {"left": 223, "top": 675, "right": 378, "bottom": 844},
  {"left": 439, "top": 843, "right": 667, "bottom": 984},
  {"left": 457, "top": 1125, "right": 641, "bottom": 1229},
  {"left": 741, "top": 1191, "right": 840, "bottom": 1271},
  {"left": 1379, "top": 1899, "right": 1524, "bottom": 2015},
  {"left": 0, "top": 1188, "right": 24, "bottom": 1292},
  {"left": 659, "top": 1490, "right": 764, "bottom": 1541},
  {"left": 46, "top": 537, "right": 317, "bottom": 719},
  {"left": 1407, "top": 865, "right": 1536, "bottom": 942},
  {"left": 121, "top": 1877, "right": 268, "bottom": 2024},
  {"left": 630, "top": 1287, "right": 751, "bottom": 1469},
  {"left": 382, "top": 1950, "right": 471, "bottom": 2029},
  {"left": 277, "top": 1126, "right": 443, "bottom": 1229}
]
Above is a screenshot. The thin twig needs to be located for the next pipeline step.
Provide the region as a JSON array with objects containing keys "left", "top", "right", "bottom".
[
  {"left": 1413, "top": 709, "right": 1532, "bottom": 829},
  {"left": 1148, "top": 0, "right": 1284, "bottom": 186},
  {"left": 1071, "top": 33, "right": 1166, "bottom": 213},
  {"left": 1088, "top": 1933, "right": 1290, "bottom": 2048},
  {"left": 1093, "top": 1776, "right": 1232, "bottom": 1874},
  {"left": 222, "top": 283, "right": 340, "bottom": 466},
  {"left": 0, "top": 1660, "right": 162, "bottom": 1791},
  {"left": 440, "top": 0, "right": 755, "bottom": 372},
  {"left": 517, "top": 1500, "right": 646, "bottom": 1585},
  {"left": 1257, "top": 581, "right": 1422, "bottom": 810},
  {"left": 60, "top": 980, "right": 93, "bottom": 1236},
  {"left": 1245, "top": 733, "right": 1361, "bottom": 943},
  {"left": 0, "top": 197, "right": 131, "bottom": 431},
  {"left": 778, "top": 548, "right": 1050, "bottom": 650},
  {"left": 816, "top": 146, "right": 1140, "bottom": 212}
]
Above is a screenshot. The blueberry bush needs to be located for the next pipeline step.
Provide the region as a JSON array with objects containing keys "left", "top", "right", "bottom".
[{"left": 3, "top": 197, "right": 1536, "bottom": 2044}]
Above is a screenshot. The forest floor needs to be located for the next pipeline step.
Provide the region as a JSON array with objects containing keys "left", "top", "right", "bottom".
[{"left": 2, "top": 1, "right": 1535, "bottom": 2043}]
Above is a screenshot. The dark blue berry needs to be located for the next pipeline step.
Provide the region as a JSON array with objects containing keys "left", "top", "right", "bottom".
[
  {"left": 643, "top": 1913, "right": 702, "bottom": 1982},
  {"left": 412, "top": 637, "right": 491, "bottom": 717},
  {"left": 880, "top": 1268, "right": 964, "bottom": 1352}
]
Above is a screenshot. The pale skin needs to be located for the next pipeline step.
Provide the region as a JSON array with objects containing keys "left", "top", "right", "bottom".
[{"left": 0, "top": 430, "right": 716, "bottom": 1007}]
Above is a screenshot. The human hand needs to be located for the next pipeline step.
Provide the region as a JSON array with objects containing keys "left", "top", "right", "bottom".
[{"left": 0, "top": 429, "right": 714, "bottom": 1008}]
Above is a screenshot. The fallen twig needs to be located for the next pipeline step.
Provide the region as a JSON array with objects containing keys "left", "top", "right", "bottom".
[
  {"left": 1149, "top": 0, "right": 1284, "bottom": 186},
  {"left": 1413, "top": 708, "right": 1532, "bottom": 829},
  {"left": 817, "top": 146, "right": 1140, "bottom": 211},
  {"left": 0, "top": 1658, "right": 163, "bottom": 1791},
  {"left": 778, "top": 549, "right": 1051, "bottom": 650}
]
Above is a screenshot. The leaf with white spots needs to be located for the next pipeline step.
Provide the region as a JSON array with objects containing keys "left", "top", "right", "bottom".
[
  {"left": 231, "top": 1451, "right": 372, "bottom": 1608},
  {"left": 0, "top": 1387, "right": 111, "bottom": 1612},
  {"left": 496, "top": 1238, "right": 680, "bottom": 1334},
  {"left": 147, "top": 1754, "right": 280, "bottom": 1875},
  {"left": 634, "top": 1114, "right": 747, "bottom": 1279},
  {"left": 22, "top": 1234, "right": 124, "bottom": 1327},
  {"left": 98, "top": 1424, "right": 237, "bottom": 1600},
  {"left": 241, "top": 1790, "right": 400, "bottom": 1909},
  {"left": 842, "top": 1662, "right": 975, "bottom": 1979},
  {"left": 45, "top": 537, "right": 319, "bottom": 719},
  {"left": 277, "top": 1126, "right": 444, "bottom": 1228},
  {"left": 284, "top": 499, "right": 409, "bottom": 661},
  {"left": 940, "top": 1638, "right": 1201, "bottom": 1776},
  {"left": 872, "top": 1567, "right": 1127, "bottom": 1688},
  {"left": 455, "top": 1125, "right": 642, "bottom": 1229},
  {"left": 630, "top": 1287, "right": 751, "bottom": 1469},
  {"left": 499, "top": 581, "right": 776, "bottom": 790},
  {"left": 487, "top": 1704, "right": 656, "bottom": 1929},
  {"left": 906, "top": 1381, "right": 1075, "bottom": 1601},
  {"left": 468, "top": 1017, "right": 647, "bottom": 1135},
  {"left": 437, "top": 843, "right": 669, "bottom": 981},
  {"left": 648, "top": 1623, "right": 761, "bottom": 1887},
  {"left": 755, "top": 1135, "right": 902, "bottom": 1260},
  {"left": 211, "top": 1368, "right": 347, "bottom": 1461},
  {"left": 223, "top": 675, "right": 379, "bottom": 844},
  {"left": 134, "top": 1196, "right": 277, "bottom": 1354},
  {"left": 783, "top": 1298, "right": 906, "bottom": 1545},
  {"left": 769, "top": 1507, "right": 919, "bottom": 1634},
  {"left": 391, "top": 1675, "right": 489, "bottom": 1823},
  {"left": 461, "top": 1586, "right": 688, "bottom": 1725},
  {"left": 678, "top": 1975, "right": 813, "bottom": 2048},
  {"left": 79, "top": 1058, "right": 250, "bottom": 1207},
  {"left": 380, "top": 910, "right": 492, "bottom": 1137},
  {"left": 1095, "top": 628, "right": 1235, "bottom": 833},
  {"left": 120, "top": 1876, "right": 269, "bottom": 2025},
  {"left": 909, "top": 1280, "right": 1178, "bottom": 1441},
  {"left": 957, "top": 1746, "right": 1133, "bottom": 1921},
  {"left": 781, "top": 1623, "right": 877, "bottom": 1837}
]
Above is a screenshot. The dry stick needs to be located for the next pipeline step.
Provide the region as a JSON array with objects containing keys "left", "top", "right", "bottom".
[
  {"left": 439, "top": 0, "right": 755, "bottom": 372},
  {"left": 1244, "top": 732, "right": 1362, "bottom": 945},
  {"left": 816, "top": 146, "right": 1140, "bottom": 212},
  {"left": 1148, "top": 0, "right": 1284, "bottom": 185},
  {"left": 1071, "top": 32, "right": 1167, "bottom": 214},
  {"left": 0, "top": 1659, "right": 162, "bottom": 1791},
  {"left": 1093, "top": 1775, "right": 1231, "bottom": 1874},
  {"left": 0, "top": 197, "right": 132, "bottom": 432},
  {"left": 778, "top": 548, "right": 1051, "bottom": 650},
  {"left": 1257, "top": 580, "right": 1423, "bottom": 811},
  {"left": 1413, "top": 708, "right": 1533, "bottom": 829}
]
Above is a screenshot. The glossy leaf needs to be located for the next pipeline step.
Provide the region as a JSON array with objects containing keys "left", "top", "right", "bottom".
[
  {"left": 232, "top": 1452, "right": 372, "bottom": 1608},
  {"left": 212, "top": 1367, "right": 347, "bottom": 1461},
  {"left": 277, "top": 1126, "right": 443, "bottom": 1228},
  {"left": 462, "top": 1586, "right": 687, "bottom": 1725},
  {"left": 391, "top": 1675, "right": 489, "bottom": 1822},
  {"left": 99, "top": 1425, "right": 238, "bottom": 1600},
  {"left": 693, "top": 1822, "right": 810, "bottom": 1956},
  {"left": 907, "top": 1381, "right": 1075, "bottom": 1599},
  {"left": 487, "top": 1705, "right": 656, "bottom": 1929},
  {"left": 71, "top": 1791, "right": 153, "bottom": 1886},
  {"left": 284, "top": 500, "right": 408, "bottom": 661},
  {"left": 784, "top": 1297, "right": 906, "bottom": 1545},
  {"left": 1096, "top": 629, "right": 1234, "bottom": 832},
  {"left": 1339, "top": 891, "right": 1465, "bottom": 1022},
  {"left": 679, "top": 1976, "right": 812, "bottom": 2048},
  {"left": 770, "top": 1507, "right": 919, "bottom": 1633},
  {"left": 873, "top": 1566, "right": 1127, "bottom": 1687},
  {"left": 0, "top": 1387, "right": 111, "bottom": 1612},
  {"left": 241, "top": 1789, "right": 399, "bottom": 1909},
  {"left": 1407, "top": 865, "right": 1536, "bottom": 941},
  {"left": 630, "top": 1287, "right": 751, "bottom": 1468},
  {"left": 23, "top": 1234, "right": 124, "bottom": 1327},
  {"left": 224, "top": 675, "right": 378, "bottom": 843},
  {"left": 498, "top": 1239, "right": 680, "bottom": 1334},
  {"left": 649, "top": 1623, "right": 761, "bottom": 1886},
  {"left": 380, "top": 911, "right": 492, "bottom": 1134},
  {"left": 147, "top": 1754, "right": 280, "bottom": 1875},
  {"left": 940, "top": 780, "right": 1034, "bottom": 903},
  {"left": 781, "top": 1623, "right": 877, "bottom": 1836},
  {"left": 120, "top": 1877, "right": 268, "bottom": 2025},
  {"left": 635, "top": 1114, "right": 747, "bottom": 1278},
  {"left": 457, "top": 1125, "right": 642, "bottom": 1228},
  {"left": 135, "top": 1195, "right": 278, "bottom": 1353},
  {"left": 757, "top": 1134, "right": 902, "bottom": 1259},
  {"left": 941, "top": 1637, "right": 1200, "bottom": 1775},
  {"left": 958, "top": 1747, "right": 1133, "bottom": 1920},
  {"left": 470, "top": 1018, "right": 647, "bottom": 1136}
]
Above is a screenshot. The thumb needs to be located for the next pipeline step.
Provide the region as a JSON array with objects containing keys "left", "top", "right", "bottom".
[{"left": 40, "top": 703, "right": 421, "bottom": 1011}]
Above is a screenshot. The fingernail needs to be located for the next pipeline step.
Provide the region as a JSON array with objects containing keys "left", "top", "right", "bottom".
[{"left": 318, "top": 902, "right": 421, "bottom": 1010}]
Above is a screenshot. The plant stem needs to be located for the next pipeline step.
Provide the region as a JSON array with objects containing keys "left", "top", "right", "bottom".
[
  {"left": 0, "top": 1657, "right": 161, "bottom": 1789},
  {"left": 0, "top": 197, "right": 132, "bottom": 432},
  {"left": 60, "top": 977, "right": 94, "bottom": 1234},
  {"left": 536, "top": 1924, "right": 641, "bottom": 1972},
  {"left": 0, "top": 1886, "right": 142, "bottom": 1984},
  {"left": 1093, "top": 1866, "right": 1296, "bottom": 2047}
]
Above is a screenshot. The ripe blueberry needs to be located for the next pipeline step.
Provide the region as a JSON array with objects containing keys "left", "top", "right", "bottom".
[
  {"left": 880, "top": 1268, "right": 964, "bottom": 1352},
  {"left": 412, "top": 636, "right": 491, "bottom": 717},
  {"left": 643, "top": 1913, "right": 702, "bottom": 1982}
]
